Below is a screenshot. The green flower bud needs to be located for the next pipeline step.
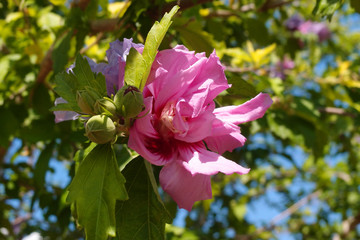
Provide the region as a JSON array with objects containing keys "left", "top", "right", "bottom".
[
  {"left": 76, "top": 88, "right": 102, "bottom": 115},
  {"left": 85, "top": 115, "right": 117, "bottom": 144},
  {"left": 94, "top": 98, "right": 117, "bottom": 117},
  {"left": 114, "top": 85, "right": 145, "bottom": 119}
]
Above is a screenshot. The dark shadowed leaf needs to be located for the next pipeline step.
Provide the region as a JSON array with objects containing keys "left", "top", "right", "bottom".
[{"left": 114, "top": 157, "right": 172, "bottom": 240}]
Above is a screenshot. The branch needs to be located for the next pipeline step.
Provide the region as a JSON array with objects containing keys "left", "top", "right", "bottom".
[
  {"left": 258, "top": 0, "right": 296, "bottom": 12},
  {"left": 319, "top": 107, "right": 356, "bottom": 118},
  {"left": 332, "top": 211, "right": 360, "bottom": 240},
  {"left": 249, "top": 190, "right": 321, "bottom": 236},
  {"left": 269, "top": 190, "right": 321, "bottom": 226}
]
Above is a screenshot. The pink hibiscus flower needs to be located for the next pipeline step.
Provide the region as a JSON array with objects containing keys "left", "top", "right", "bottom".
[{"left": 128, "top": 46, "right": 272, "bottom": 210}]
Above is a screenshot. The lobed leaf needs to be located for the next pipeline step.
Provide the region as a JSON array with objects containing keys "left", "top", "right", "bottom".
[{"left": 67, "top": 144, "right": 128, "bottom": 240}]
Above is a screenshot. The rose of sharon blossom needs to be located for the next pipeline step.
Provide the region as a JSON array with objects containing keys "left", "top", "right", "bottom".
[
  {"left": 53, "top": 38, "right": 144, "bottom": 122},
  {"left": 128, "top": 46, "right": 272, "bottom": 210},
  {"left": 298, "top": 21, "right": 331, "bottom": 42}
]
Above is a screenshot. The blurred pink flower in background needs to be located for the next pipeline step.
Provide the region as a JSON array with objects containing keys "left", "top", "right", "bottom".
[
  {"left": 128, "top": 46, "right": 273, "bottom": 210},
  {"left": 271, "top": 58, "right": 295, "bottom": 80},
  {"left": 298, "top": 21, "right": 331, "bottom": 42},
  {"left": 285, "top": 15, "right": 331, "bottom": 42}
]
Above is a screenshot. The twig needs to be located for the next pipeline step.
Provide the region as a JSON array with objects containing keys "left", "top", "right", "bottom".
[
  {"left": 332, "top": 212, "right": 360, "bottom": 240},
  {"left": 80, "top": 32, "right": 104, "bottom": 54},
  {"left": 258, "top": 0, "right": 296, "bottom": 12},
  {"left": 319, "top": 107, "right": 356, "bottom": 118},
  {"left": 269, "top": 190, "right": 321, "bottom": 226},
  {"left": 252, "top": 190, "right": 321, "bottom": 235}
]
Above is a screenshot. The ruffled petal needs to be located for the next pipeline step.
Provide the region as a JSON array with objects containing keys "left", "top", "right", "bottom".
[
  {"left": 181, "top": 146, "right": 250, "bottom": 176},
  {"left": 174, "top": 100, "right": 215, "bottom": 143},
  {"left": 213, "top": 93, "right": 272, "bottom": 125},
  {"left": 159, "top": 160, "right": 212, "bottom": 211},
  {"left": 205, "top": 131, "right": 247, "bottom": 154}
]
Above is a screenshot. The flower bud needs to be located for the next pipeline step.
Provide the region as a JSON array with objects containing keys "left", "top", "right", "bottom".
[
  {"left": 114, "top": 85, "right": 145, "bottom": 118},
  {"left": 94, "top": 98, "right": 117, "bottom": 117},
  {"left": 85, "top": 115, "right": 117, "bottom": 144},
  {"left": 76, "top": 88, "right": 102, "bottom": 115}
]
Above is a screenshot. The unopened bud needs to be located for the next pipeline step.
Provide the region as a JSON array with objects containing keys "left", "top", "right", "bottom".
[
  {"left": 94, "top": 98, "right": 117, "bottom": 117},
  {"left": 114, "top": 85, "right": 145, "bottom": 118},
  {"left": 85, "top": 115, "right": 117, "bottom": 144}
]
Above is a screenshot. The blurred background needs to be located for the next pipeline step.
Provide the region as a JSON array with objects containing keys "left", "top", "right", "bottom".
[{"left": 1, "top": 0, "right": 360, "bottom": 239}]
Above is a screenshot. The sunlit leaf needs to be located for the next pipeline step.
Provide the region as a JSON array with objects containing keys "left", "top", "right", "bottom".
[{"left": 67, "top": 144, "right": 128, "bottom": 240}]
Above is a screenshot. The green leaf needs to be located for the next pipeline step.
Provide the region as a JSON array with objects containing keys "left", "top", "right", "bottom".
[
  {"left": 52, "top": 30, "right": 72, "bottom": 75},
  {"left": 123, "top": 48, "right": 147, "bottom": 89},
  {"left": 312, "top": 0, "right": 344, "bottom": 20},
  {"left": 67, "top": 144, "right": 128, "bottom": 240},
  {"left": 227, "top": 76, "right": 257, "bottom": 98},
  {"left": 0, "top": 107, "right": 19, "bottom": 147},
  {"left": 49, "top": 103, "right": 76, "bottom": 112},
  {"left": 173, "top": 18, "right": 214, "bottom": 56},
  {"left": 34, "top": 141, "right": 55, "bottom": 188},
  {"left": 350, "top": 0, "right": 360, "bottom": 13},
  {"left": 53, "top": 54, "right": 107, "bottom": 113},
  {"left": 33, "top": 84, "right": 52, "bottom": 115},
  {"left": 115, "top": 157, "right": 172, "bottom": 240},
  {"left": 53, "top": 71, "right": 82, "bottom": 112},
  {"left": 72, "top": 54, "right": 107, "bottom": 96},
  {"left": 139, "top": 5, "right": 179, "bottom": 91}
]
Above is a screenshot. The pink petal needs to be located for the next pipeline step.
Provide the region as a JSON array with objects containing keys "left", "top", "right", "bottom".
[
  {"left": 159, "top": 160, "right": 212, "bottom": 211},
  {"left": 173, "top": 99, "right": 215, "bottom": 143},
  {"left": 205, "top": 120, "right": 247, "bottom": 154},
  {"left": 185, "top": 50, "right": 230, "bottom": 108},
  {"left": 214, "top": 93, "right": 272, "bottom": 125},
  {"left": 128, "top": 97, "right": 173, "bottom": 166},
  {"left": 145, "top": 47, "right": 229, "bottom": 116},
  {"left": 181, "top": 146, "right": 250, "bottom": 176},
  {"left": 205, "top": 131, "right": 247, "bottom": 154}
]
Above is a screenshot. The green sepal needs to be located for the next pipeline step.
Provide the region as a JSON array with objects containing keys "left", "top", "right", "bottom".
[{"left": 67, "top": 144, "right": 128, "bottom": 240}]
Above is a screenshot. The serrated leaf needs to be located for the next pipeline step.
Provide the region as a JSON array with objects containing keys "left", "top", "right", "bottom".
[
  {"left": 139, "top": 5, "right": 179, "bottom": 91},
  {"left": 312, "top": 0, "right": 343, "bottom": 20},
  {"left": 53, "top": 71, "right": 80, "bottom": 109},
  {"left": 73, "top": 54, "right": 107, "bottom": 96},
  {"left": 67, "top": 144, "right": 128, "bottom": 240},
  {"left": 124, "top": 48, "right": 147, "bottom": 88},
  {"left": 53, "top": 54, "right": 107, "bottom": 113},
  {"left": 115, "top": 157, "right": 172, "bottom": 240}
]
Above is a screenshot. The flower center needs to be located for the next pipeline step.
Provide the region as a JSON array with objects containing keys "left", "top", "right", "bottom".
[{"left": 160, "top": 102, "right": 177, "bottom": 134}]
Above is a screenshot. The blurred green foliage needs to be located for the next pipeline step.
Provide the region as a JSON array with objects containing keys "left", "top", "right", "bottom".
[{"left": 1, "top": 0, "right": 360, "bottom": 239}]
